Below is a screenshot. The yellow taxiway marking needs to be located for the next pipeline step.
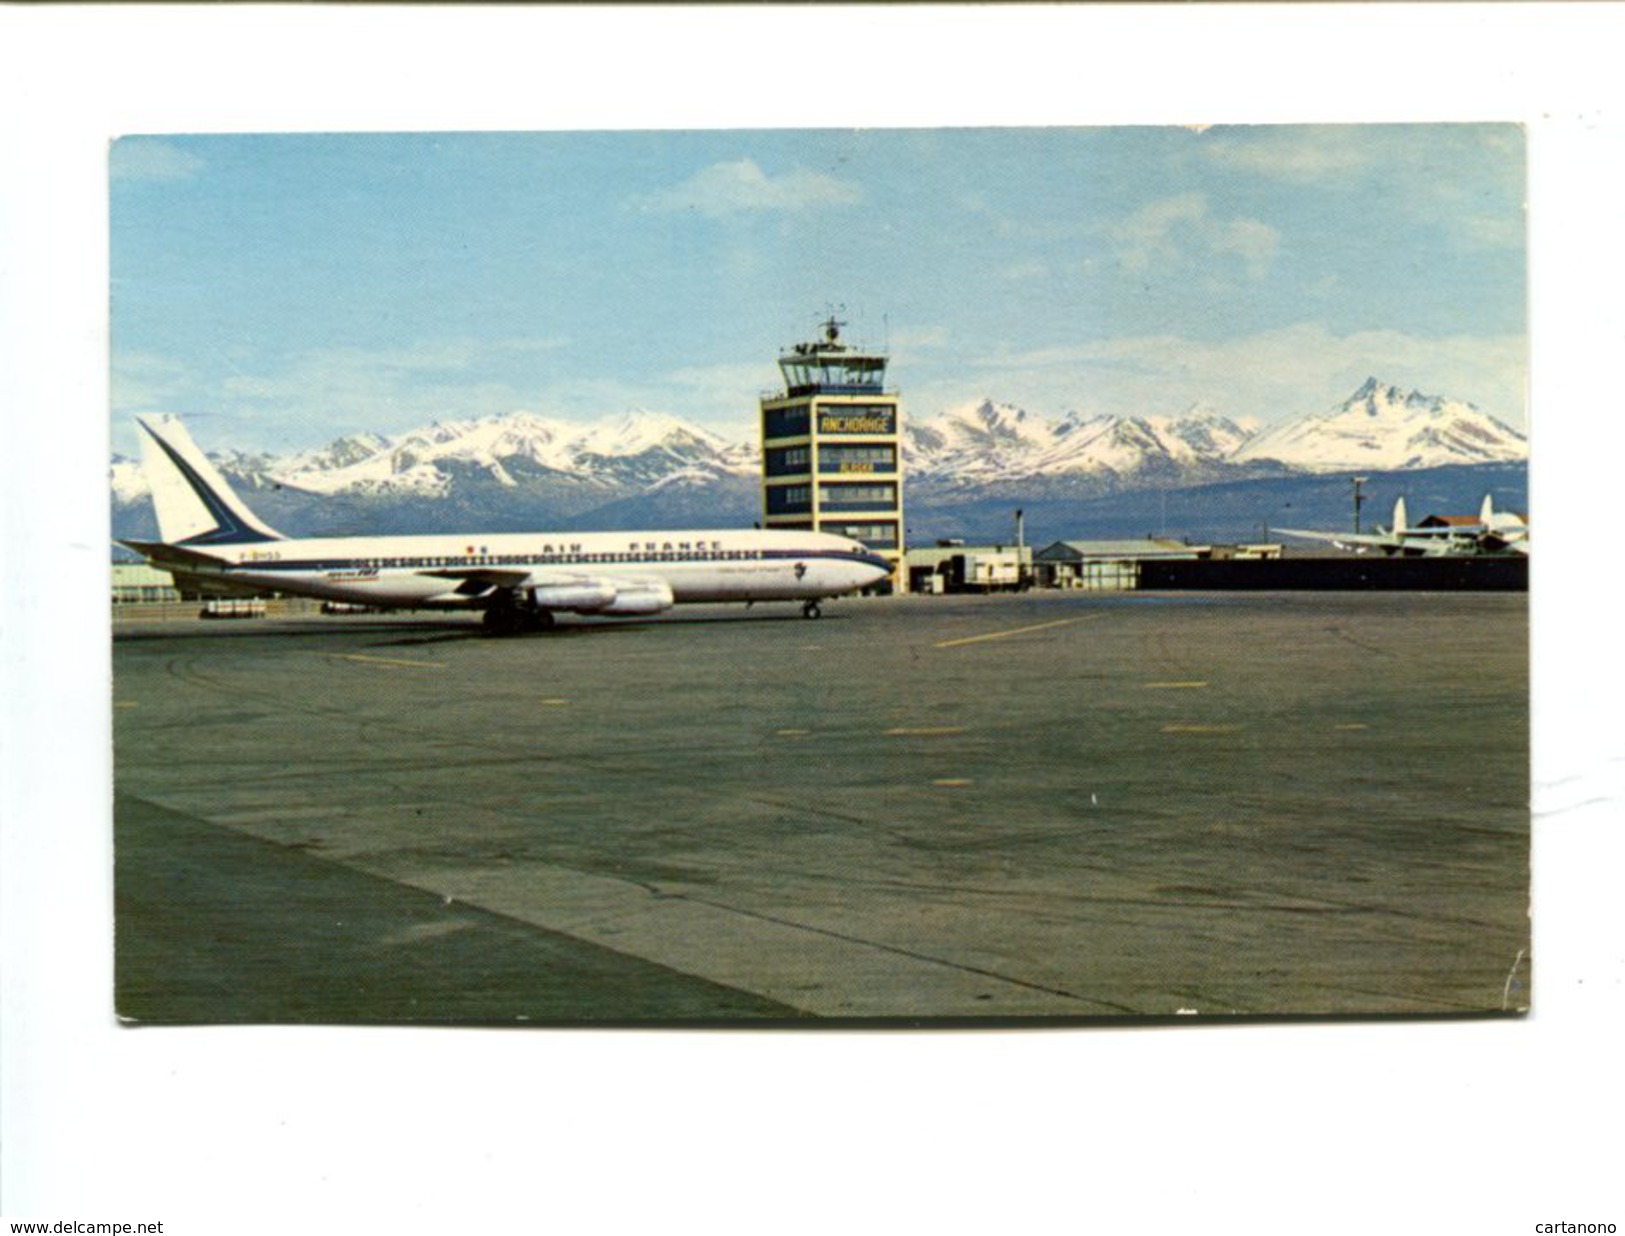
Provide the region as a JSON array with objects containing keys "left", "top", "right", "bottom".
[
  {"left": 933, "top": 617, "right": 1086, "bottom": 649},
  {"left": 932, "top": 778, "right": 974, "bottom": 787},
  {"left": 885, "top": 726, "right": 968, "bottom": 737},
  {"left": 540, "top": 698, "right": 570, "bottom": 706},
  {"left": 1162, "top": 723, "right": 1241, "bottom": 735},
  {"left": 114, "top": 700, "right": 140, "bottom": 709},
  {"left": 1333, "top": 723, "right": 1370, "bottom": 731},
  {"left": 1145, "top": 681, "right": 1209, "bottom": 690},
  {"left": 776, "top": 728, "right": 811, "bottom": 737},
  {"left": 334, "top": 653, "right": 445, "bottom": 670}
]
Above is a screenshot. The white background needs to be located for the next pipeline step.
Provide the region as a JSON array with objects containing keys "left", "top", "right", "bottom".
[{"left": 3, "top": 7, "right": 1621, "bottom": 1234}]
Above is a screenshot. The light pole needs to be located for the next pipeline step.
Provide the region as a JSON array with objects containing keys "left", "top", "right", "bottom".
[{"left": 1352, "top": 476, "right": 1368, "bottom": 534}]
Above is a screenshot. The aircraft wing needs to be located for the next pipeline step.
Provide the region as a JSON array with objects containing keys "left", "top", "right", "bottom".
[
  {"left": 416, "top": 564, "right": 672, "bottom": 615},
  {"left": 1390, "top": 524, "right": 1488, "bottom": 537},
  {"left": 417, "top": 564, "right": 665, "bottom": 587},
  {"left": 1274, "top": 528, "right": 1397, "bottom": 550},
  {"left": 417, "top": 564, "right": 665, "bottom": 598},
  {"left": 417, "top": 565, "right": 538, "bottom": 588}
]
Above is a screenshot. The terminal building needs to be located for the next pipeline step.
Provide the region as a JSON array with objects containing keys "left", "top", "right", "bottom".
[{"left": 760, "top": 318, "right": 905, "bottom": 591}]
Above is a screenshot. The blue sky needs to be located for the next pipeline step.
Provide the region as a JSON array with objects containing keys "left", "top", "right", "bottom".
[{"left": 111, "top": 126, "right": 1526, "bottom": 454}]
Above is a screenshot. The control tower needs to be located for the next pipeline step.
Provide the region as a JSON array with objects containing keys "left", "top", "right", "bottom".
[{"left": 760, "top": 317, "right": 905, "bottom": 591}]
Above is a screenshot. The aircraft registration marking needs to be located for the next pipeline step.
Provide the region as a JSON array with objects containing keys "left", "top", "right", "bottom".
[
  {"left": 933, "top": 616, "right": 1088, "bottom": 649},
  {"left": 333, "top": 653, "right": 445, "bottom": 670}
]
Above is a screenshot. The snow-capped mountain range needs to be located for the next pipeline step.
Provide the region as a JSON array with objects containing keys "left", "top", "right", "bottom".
[
  {"left": 1230, "top": 378, "right": 1527, "bottom": 472},
  {"left": 111, "top": 379, "right": 1527, "bottom": 510},
  {"left": 906, "top": 401, "right": 1261, "bottom": 491},
  {"left": 274, "top": 410, "right": 755, "bottom": 497}
]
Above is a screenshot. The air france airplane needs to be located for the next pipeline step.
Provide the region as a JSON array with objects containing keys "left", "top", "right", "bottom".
[{"left": 120, "top": 414, "right": 893, "bottom": 633}]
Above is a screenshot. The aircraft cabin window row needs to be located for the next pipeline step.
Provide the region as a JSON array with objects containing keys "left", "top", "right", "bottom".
[{"left": 342, "top": 548, "right": 784, "bottom": 570}]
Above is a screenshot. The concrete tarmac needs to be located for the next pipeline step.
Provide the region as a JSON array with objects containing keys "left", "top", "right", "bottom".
[{"left": 113, "top": 590, "right": 1530, "bottom": 1023}]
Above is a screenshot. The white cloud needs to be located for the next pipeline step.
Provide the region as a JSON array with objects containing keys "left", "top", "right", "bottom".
[
  {"left": 1000, "top": 259, "right": 1049, "bottom": 281},
  {"left": 111, "top": 337, "right": 576, "bottom": 452},
  {"left": 110, "top": 137, "right": 203, "bottom": 184},
  {"left": 1110, "top": 192, "right": 1207, "bottom": 273},
  {"left": 1456, "top": 211, "right": 1526, "bottom": 251},
  {"left": 111, "top": 350, "right": 195, "bottom": 414},
  {"left": 1208, "top": 216, "right": 1280, "bottom": 280},
  {"left": 913, "top": 322, "right": 1527, "bottom": 432},
  {"left": 113, "top": 337, "right": 769, "bottom": 452},
  {"left": 633, "top": 158, "right": 863, "bottom": 218},
  {"left": 889, "top": 323, "right": 950, "bottom": 351},
  {"left": 1198, "top": 127, "right": 1384, "bottom": 185},
  {"left": 1200, "top": 125, "right": 1525, "bottom": 252},
  {"left": 1108, "top": 192, "right": 1279, "bottom": 281}
]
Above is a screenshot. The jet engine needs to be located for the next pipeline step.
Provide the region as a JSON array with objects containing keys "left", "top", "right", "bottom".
[
  {"left": 527, "top": 581, "right": 618, "bottom": 613},
  {"left": 600, "top": 580, "right": 675, "bottom": 615},
  {"left": 525, "top": 579, "right": 674, "bottom": 615}
]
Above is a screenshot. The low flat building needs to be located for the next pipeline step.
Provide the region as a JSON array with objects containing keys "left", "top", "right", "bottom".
[
  {"left": 112, "top": 562, "right": 182, "bottom": 605},
  {"left": 1208, "top": 543, "right": 1284, "bottom": 561},
  {"left": 1032, "top": 539, "right": 1209, "bottom": 591},
  {"left": 905, "top": 543, "right": 1034, "bottom": 594}
]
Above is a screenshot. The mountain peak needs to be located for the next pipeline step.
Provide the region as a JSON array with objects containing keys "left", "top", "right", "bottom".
[{"left": 1230, "top": 380, "right": 1524, "bottom": 471}]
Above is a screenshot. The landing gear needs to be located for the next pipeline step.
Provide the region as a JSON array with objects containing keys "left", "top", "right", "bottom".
[
  {"left": 482, "top": 605, "right": 555, "bottom": 636},
  {"left": 483, "top": 605, "right": 523, "bottom": 636},
  {"left": 801, "top": 600, "right": 823, "bottom": 620}
]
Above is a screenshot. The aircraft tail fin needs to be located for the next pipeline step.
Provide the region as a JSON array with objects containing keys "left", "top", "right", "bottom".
[
  {"left": 1480, "top": 493, "right": 1495, "bottom": 526},
  {"left": 1392, "top": 496, "right": 1408, "bottom": 534},
  {"left": 137, "top": 415, "right": 283, "bottom": 546}
]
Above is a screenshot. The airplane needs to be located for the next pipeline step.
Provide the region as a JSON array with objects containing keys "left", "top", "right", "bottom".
[
  {"left": 1277, "top": 494, "right": 1529, "bottom": 558},
  {"left": 118, "top": 414, "right": 893, "bottom": 633}
]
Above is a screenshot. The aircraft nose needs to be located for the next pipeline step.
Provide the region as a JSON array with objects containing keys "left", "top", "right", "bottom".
[{"left": 857, "top": 551, "right": 892, "bottom": 583}]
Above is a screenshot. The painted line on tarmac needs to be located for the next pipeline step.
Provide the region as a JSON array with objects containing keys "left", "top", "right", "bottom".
[
  {"left": 1161, "top": 723, "right": 1241, "bottom": 735},
  {"left": 886, "top": 726, "right": 968, "bottom": 737},
  {"left": 933, "top": 616, "right": 1091, "bottom": 649},
  {"left": 333, "top": 653, "right": 446, "bottom": 670},
  {"left": 1145, "top": 681, "right": 1209, "bottom": 689}
]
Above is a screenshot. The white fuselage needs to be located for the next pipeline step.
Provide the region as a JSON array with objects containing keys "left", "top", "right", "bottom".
[{"left": 182, "top": 526, "right": 890, "bottom": 610}]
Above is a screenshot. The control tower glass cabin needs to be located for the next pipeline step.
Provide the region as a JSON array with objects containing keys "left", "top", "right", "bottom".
[{"left": 760, "top": 318, "right": 905, "bottom": 592}]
